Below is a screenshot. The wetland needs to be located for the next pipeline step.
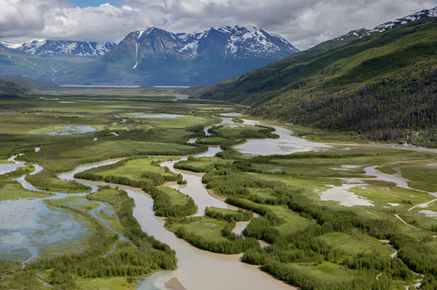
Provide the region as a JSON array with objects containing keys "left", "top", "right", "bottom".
[{"left": 1, "top": 89, "right": 437, "bottom": 290}]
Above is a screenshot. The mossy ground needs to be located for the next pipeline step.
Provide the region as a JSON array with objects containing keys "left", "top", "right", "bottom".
[{"left": 96, "top": 157, "right": 179, "bottom": 182}]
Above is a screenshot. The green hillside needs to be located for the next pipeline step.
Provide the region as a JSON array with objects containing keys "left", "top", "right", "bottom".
[
  {"left": 186, "top": 28, "right": 367, "bottom": 101},
  {"left": 194, "top": 19, "right": 437, "bottom": 145},
  {"left": 0, "top": 78, "right": 28, "bottom": 96},
  {"left": 0, "top": 75, "right": 58, "bottom": 95}
]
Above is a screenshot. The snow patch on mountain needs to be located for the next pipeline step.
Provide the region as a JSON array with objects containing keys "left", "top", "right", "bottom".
[
  {"left": 0, "top": 40, "right": 23, "bottom": 49},
  {"left": 369, "top": 6, "right": 437, "bottom": 34},
  {"left": 132, "top": 25, "right": 299, "bottom": 59}
]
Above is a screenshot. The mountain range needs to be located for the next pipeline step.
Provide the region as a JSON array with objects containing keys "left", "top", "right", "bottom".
[
  {"left": 0, "top": 39, "right": 116, "bottom": 58},
  {"left": 50, "top": 25, "right": 299, "bottom": 86}
]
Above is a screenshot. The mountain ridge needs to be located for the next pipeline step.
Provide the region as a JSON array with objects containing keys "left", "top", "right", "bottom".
[{"left": 0, "top": 39, "right": 116, "bottom": 58}]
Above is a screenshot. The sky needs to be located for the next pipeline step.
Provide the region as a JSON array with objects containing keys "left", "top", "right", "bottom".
[{"left": 1, "top": 0, "right": 437, "bottom": 50}]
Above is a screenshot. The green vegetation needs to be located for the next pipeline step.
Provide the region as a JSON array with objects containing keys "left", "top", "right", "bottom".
[
  {"left": 400, "top": 201, "right": 437, "bottom": 231},
  {"left": 165, "top": 216, "right": 260, "bottom": 254},
  {"left": 209, "top": 124, "right": 279, "bottom": 139},
  {"left": 0, "top": 261, "right": 51, "bottom": 290},
  {"left": 62, "top": 141, "right": 203, "bottom": 159},
  {"left": 126, "top": 115, "right": 207, "bottom": 129},
  {"left": 0, "top": 182, "right": 53, "bottom": 201},
  {"left": 376, "top": 166, "right": 397, "bottom": 175},
  {"left": 26, "top": 173, "right": 92, "bottom": 193},
  {"left": 205, "top": 206, "right": 253, "bottom": 222},
  {"left": 401, "top": 167, "right": 437, "bottom": 192},
  {"left": 174, "top": 156, "right": 231, "bottom": 172},
  {"left": 197, "top": 137, "right": 227, "bottom": 145}
]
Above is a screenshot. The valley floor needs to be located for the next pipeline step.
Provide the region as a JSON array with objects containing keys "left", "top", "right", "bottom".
[{"left": 0, "top": 90, "right": 436, "bottom": 290}]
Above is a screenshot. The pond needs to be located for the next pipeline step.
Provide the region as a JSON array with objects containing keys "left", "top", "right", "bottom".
[
  {"left": 47, "top": 126, "right": 96, "bottom": 136},
  {"left": 174, "top": 96, "right": 189, "bottom": 101},
  {"left": 318, "top": 183, "right": 374, "bottom": 207},
  {"left": 127, "top": 113, "right": 189, "bottom": 119},
  {"left": 0, "top": 198, "right": 92, "bottom": 266}
]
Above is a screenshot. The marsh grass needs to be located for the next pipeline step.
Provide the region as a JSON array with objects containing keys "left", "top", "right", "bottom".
[
  {"left": 269, "top": 205, "right": 315, "bottom": 234},
  {"left": 376, "top": 166, "right": 397, "bottom": 175},
  {"left": 74, "top": 276, "right": 137, "bottom": 290},
  {"left": 0, "top": 182, "right": 53, "bottom": 201},
  {"left": 351, "top": 185, "right": 434, "bottom": 207},
  {"left": 401, "top": 167, "right": 437, "bottom": 192},
  {"left": 157, "top": 186, "right": 193, "bottom": 207},
  {"left": 174, "top": 157, "right": 227, "bottom": 172},
  {"left": 96, "top": 157, "right": 179, "bottom": 182},
  {"left": 213, "top": 124, "right": 270, "bottom": 138},
  {"left": 315, "top": 231, "right": 394, "bottom": 257},
  {"left": 166, "top": 217, "right": 230, "bottom": 243},
  {"left": 399, "top": 201, "right": 437, "bottom": 231},
  {"left": 198, "top": 137, "right": 227, "bottom": 145}
]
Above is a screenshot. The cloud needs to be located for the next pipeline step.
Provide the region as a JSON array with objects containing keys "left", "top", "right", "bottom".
[{"left": 0, "top": 0, "right": 436, "bottom": 49}]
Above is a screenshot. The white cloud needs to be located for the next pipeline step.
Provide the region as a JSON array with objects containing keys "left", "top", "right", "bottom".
[{"left": 0, "top": 0, "right": 436, "bottom": 49}]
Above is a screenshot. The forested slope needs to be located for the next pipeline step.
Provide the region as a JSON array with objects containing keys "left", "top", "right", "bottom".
[{"left": 193, "top": 19, "right": 437, "bottom": 144}]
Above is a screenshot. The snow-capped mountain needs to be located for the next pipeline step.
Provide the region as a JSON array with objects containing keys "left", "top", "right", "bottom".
[
  {"left": 54, "top": 25, "right": 298, "bottom": 86},
  {"left": 330, "top": 7, "right": 437, "bottom": 43},
  {"left": 369, "top": 6, "right": 437, "bottom": 34},
  {"left": 0, "top": 39, "right": 116, "bottom": 58},
  {"left": 114, "top": 25, "right": 298, "bottom": 68}
]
